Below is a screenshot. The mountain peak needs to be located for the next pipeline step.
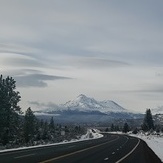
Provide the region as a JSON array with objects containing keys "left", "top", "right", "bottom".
[
  {"left": 77, "top": 94, "right": 88, "bottom": 100},
  {"left": 63, "top": 94, "right": 127, "bottom": 113},
  {"left": 78, "top": 94, "right": 87, "bottom": 98},
  {"left": 64, "top": 94, "right": 98, "bottom": 110}
]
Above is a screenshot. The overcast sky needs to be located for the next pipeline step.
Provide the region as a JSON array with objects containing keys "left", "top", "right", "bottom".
[{"left": 1, "top": 0, "right": 163, "bottom": 112}]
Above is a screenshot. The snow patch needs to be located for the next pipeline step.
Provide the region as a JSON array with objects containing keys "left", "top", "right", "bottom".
[{"left": 80, "top": 129, "right": 103, "bottom": 140}]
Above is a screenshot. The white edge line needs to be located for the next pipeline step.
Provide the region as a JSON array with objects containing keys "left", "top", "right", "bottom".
[{"left": 115, "top": 138, "right": 140, "bottom": 163}]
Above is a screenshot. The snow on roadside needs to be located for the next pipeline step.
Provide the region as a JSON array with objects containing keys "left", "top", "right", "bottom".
[
  {"left": 130, "top": 132, "right": 163, "bottom": 161},
  {"left": 0, "top": 129, "right": 103, "bottom": 153},
  {"left": 80, "top": 129, "right": 103, "bottom": 140}
]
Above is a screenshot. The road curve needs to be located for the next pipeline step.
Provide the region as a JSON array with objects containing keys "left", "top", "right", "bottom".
[{"left": 0, "top": 133, "right": 162, "bottom": 163}]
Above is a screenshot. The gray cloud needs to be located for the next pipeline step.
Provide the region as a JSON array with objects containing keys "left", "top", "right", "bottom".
[
  {"left": 29, "top": 101, "right": 58, "bottom": 107},
  {"left": 2, "top": 69, "right": 42, "bottom": 77},
  {"left": 0, "top": 52, "right": 45, "bottom": 68},
  {"left": 139, "top": 88, "right": 163, "bottom": 94},
  {"left": 6, "top": 57, "right": 44, "bottom": 68},
  {"left": 63, "top": 57, "right": 130, "bottom": 69},
  {"left": 0, "top": 1, "right": 163, "bottom": 111},
  {"left": 2, "top": 69, "right": 72, "bottom": 88},
  {"left": 28, "top": 101, "right": 60, "bottom": 110},
  {"left": 0, "top": 43, "right": 38, "bottom": 56},
  {"left": 0, "top": 0, "right": 163, "bottom": 66},
  {"left": 15, "top": 73, "right": 72, "bottom": 88},
  {"left": 126, "top": 85, "right": 163, "bottom": 94}
]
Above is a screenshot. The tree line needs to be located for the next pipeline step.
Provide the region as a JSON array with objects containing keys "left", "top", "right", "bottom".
[
  {"left": 0, "top": 75, "right": 85, "bottom": 149},
  {"left": 105, "top": 108, "right": 163, "bottom": 134}
]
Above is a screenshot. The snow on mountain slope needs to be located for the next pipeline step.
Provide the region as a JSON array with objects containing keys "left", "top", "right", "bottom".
[
  {"left": 63, "top": 94, "right": 102, "bottom": 111},
  {"left": 62, "top": 94, "right": 128, "bottom": 113},
  {"left": 99, "top": 100, "right": 127, "bottom": 113},
  {"left": 34, "top": 94, "right": 143, "bottom": 122}
]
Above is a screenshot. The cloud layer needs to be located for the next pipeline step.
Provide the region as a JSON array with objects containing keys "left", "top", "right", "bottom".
[
  {"left": 0, "top": 0, "right": 163, "bottom": 111},
  {"left": 2, "top": 69, "right": 72, "bottom": 88}
]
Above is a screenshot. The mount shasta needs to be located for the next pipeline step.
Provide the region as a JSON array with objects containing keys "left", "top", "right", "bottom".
[{"left": 34, "top": 94, "right": 143, "bottom": 123}]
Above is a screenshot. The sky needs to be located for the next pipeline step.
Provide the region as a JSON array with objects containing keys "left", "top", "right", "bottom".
[{"left": 1, "top": 0, "right": 163, "bottom": 112}]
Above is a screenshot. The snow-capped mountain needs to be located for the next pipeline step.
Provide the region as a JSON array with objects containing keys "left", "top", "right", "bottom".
[
  {"left": 62, "top": 94, "right": 127, "bottom": 114},
  {"left": 34, "top": 94, "right": 143, "bottom": 123}
]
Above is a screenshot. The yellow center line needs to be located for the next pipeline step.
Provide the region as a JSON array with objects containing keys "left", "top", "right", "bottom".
[{"left": 39, "top": 136, "right": 119, "bottom": 163}]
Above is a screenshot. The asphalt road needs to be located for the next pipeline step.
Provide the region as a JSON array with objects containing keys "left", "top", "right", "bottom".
[{"left": 0, "top": 133, "right": 162, "bottom": 163}]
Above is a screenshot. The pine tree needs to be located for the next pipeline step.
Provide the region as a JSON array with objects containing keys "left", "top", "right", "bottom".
[
  {"left": 111, "top": 123, "right": 115, "bottom": 131},
  {"left": 48, "top": 117, "right": 55, "bottom": 141},
  {"left": 142, "top": 109, "right": 154, "bottom": 131},
  {"left": 49, "top": 117, "right": 55, "bottom": 131},
  {"left": 132, "top": 128, "right": 138, "bottom": 134},
  {"left": 0, "top": 75, "right": 21, "bottom": 145},
  {"left": 115, "top": 125, "right": 120, "bottom": 131},
  {"left": 122, "top": 123, "right": 130, "bottom": 133},
  {"left": 105, "top": 127, "right": 109, "bottom": 132},
  {"left": 24, "top": 107, "right": 36, "bottom": 143},
  {"left": 42, "top": 121, "right": 48, "bottom": 140}
]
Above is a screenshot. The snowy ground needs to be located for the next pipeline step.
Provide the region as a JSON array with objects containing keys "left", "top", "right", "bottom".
[
  {"left": 130, "top": 132, "right": 163, "bottom": 162},
  {"left": 0, "top": 129, "right": 103, "bottom": 153},
  {"left": 80, "top": 129, "right": 103, "bottom": 140}
]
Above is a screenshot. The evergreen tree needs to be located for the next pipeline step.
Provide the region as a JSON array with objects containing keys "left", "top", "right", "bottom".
[
  {"left": 122, "top": 123, "right": 130, "bottom": 133},
  {"left": 111, "top": 123, "right": 115, "bottom": 131},
  {"left": 132, "top": 128, "right": 138, "bottom": 134},
  {"left": 142, "top": 109, "right": 154, "bottom": 131},
  {"left": 24, "top": 107, "right": 36, "bottom": 143},
  {"left": 115, "top": 125, "right": 120, "bottom": 131},
  {"left": 105, "top": 127, "right": 109, "bottom": 132},
  {"left": 49, "top": 117, "right": 55, "bottom": 131},
  {"left": 40, "top": 119, "right": 44, "bottom": 128},
  {"left": 34, "top": 119, "right": 41, "bottom": 141},
  {"left": 155, "top": 125, "right": 160, "bottom": 133},
  {"left": 0, "top": 75, "right": 21, "bottom": 145},
  {"left": 48, "top": 117, "right": 55, "bottom": 141},
  {"left": 42, "top": 121, "right": 48, "bottom": 140}
]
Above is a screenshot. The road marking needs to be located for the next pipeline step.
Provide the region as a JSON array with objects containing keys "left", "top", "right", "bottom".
[
  {"left": 14, "top": 153, "right": 35, "bottom": 159},
  {"left": 115, "top": 138, "right": 140, "bottom": 163},
  {"left": 121, "top": 136, "right": 129, "bottom": 147},
  {"left": 39, "top": 136, "right": 119, "bottom": 163},
  {"left": 104, "top": 157, "right": 109, "bottom": 161},
  {"left": 112, "top": 152, "right": 115, "bottom": 154}
]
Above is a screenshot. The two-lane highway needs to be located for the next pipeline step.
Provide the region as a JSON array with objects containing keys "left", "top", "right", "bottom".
[{"left": 0, "top": 133, "right": 162, "bottom": 163}]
